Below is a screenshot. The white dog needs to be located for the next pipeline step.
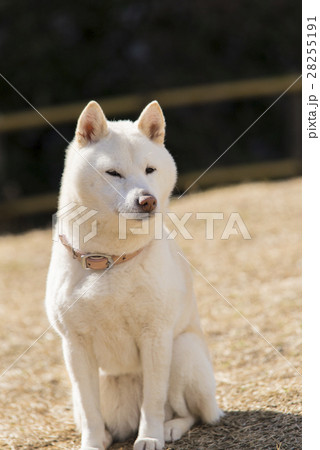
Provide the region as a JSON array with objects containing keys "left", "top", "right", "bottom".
[{"left": 45, "top": 100, "right": 222, "bottom": 450}]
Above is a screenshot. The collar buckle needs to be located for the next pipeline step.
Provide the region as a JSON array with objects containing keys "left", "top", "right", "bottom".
[{"left": 81, "top": 253, "right": 114, "bottom": 270}]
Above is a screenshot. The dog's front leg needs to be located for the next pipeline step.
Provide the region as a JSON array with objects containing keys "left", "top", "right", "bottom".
[
  {"left": 62, "top": 337, "right": 112, "bottom": 450},
  {"left": 134, "top": 331, "right": 173, "bottom": 450}
]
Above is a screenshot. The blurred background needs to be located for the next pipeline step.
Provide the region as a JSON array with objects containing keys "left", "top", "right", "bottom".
[{"left": 0, "top": 0, "right": 301, "bottom": 232}]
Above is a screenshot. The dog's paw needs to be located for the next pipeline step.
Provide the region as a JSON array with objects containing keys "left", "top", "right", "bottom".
[
  {"left": 164, "top": 421, "right": 183, "bottom": 442},
  {"left": 133, "top": 437, "right": 164, "bottom": 450},
  {"left": 164, "top": 416, "right": 195, "bottom": 442},
  {"left": 81, "top": 428, "right": 112, "bottom": 450}
]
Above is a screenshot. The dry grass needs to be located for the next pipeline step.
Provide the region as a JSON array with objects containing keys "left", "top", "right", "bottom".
[{"left": 0, "top": 178, "right": 301, "bottom": 449}]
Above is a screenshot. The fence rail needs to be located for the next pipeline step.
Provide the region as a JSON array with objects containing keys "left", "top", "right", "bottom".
[
  {"left": 0, "top": 159, "right": 301, "bottom": 220},
  {"left": 0, "top": 74, "right": 301, "bottom": 132}
]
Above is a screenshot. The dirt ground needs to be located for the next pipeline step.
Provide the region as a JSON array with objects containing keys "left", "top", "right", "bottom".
[{"left": 0, "top": 178, "right": 301, "bottom": 450}]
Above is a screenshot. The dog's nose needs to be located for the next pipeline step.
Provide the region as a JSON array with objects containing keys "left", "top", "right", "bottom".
[{"left": 138, "top": 195, "right": 157, "bottom": 213}]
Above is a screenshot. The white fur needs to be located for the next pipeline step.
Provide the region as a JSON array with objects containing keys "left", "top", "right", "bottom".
[{"left": 45, "top": 101, "right": 222, "bottom": 450}]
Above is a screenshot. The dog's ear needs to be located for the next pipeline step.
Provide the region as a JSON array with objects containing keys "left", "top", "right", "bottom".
[
  {"left": 76, "top": 101, "right": 108, "bottom": 147},
  {"left": 137, "top": 101, "right": 165, "bottom": 145}
]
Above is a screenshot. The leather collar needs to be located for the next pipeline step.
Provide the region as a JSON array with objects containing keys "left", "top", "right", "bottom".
[{"left": 59, "top": 234, "right": 144, "bottom": 270}]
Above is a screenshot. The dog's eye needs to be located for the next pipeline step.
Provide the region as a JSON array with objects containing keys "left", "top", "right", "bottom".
[
  {"left": 146, "top": 167, "right": 156, "bottom": 175},
  {"left": 106, "top": 170, "right": 123, "bottom": 178}
]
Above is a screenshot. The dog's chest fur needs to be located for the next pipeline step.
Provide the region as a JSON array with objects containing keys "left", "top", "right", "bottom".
[{"left": 47, "top": 241, "right": 190, "bottom": 375}]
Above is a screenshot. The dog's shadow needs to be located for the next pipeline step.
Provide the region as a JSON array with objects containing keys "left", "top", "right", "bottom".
[{"left": 110, "top": 410, "right": 301, "bottom": 450}]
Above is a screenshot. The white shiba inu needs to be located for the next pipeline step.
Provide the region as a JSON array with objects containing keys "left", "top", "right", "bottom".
[{"left": 45, "top": 100, "right": 222, "bottom": 450}]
